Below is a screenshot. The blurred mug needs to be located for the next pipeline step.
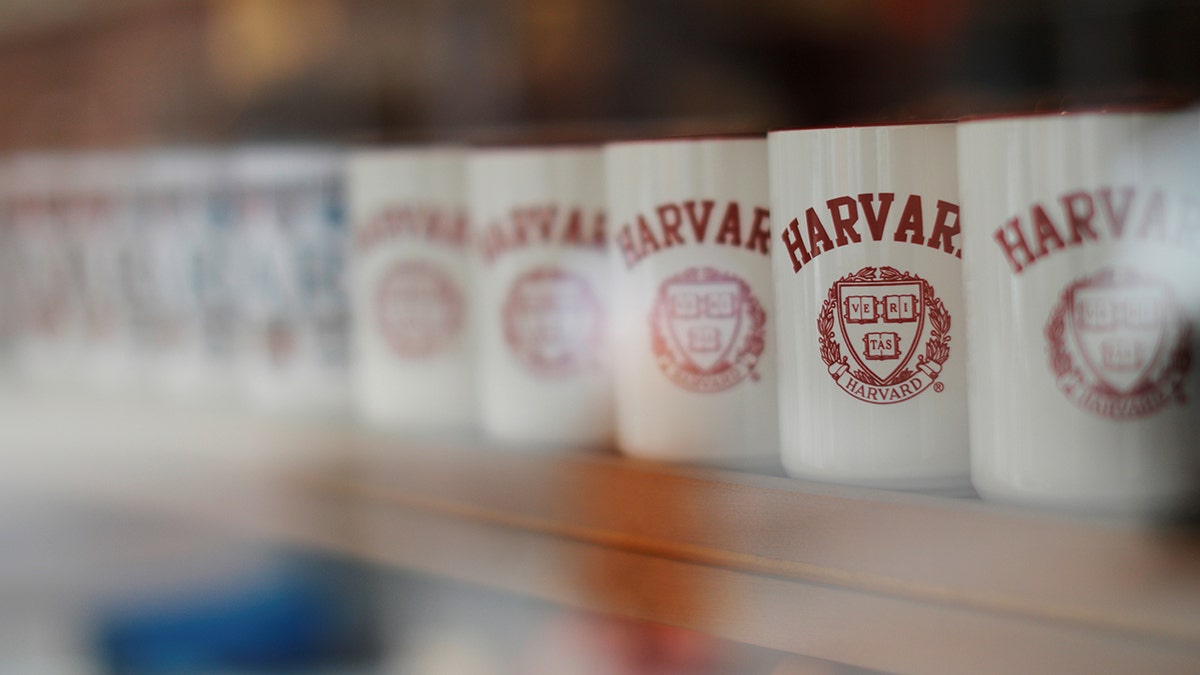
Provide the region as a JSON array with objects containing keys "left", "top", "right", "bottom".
[
  {"left": 958, "top": 110, "right": 1200, "bottom": 512},
  {"left": 605, "top": 137, "right": 778, "bottom": 466},
  {"left": 228, "top": 147, "right": 351, "bottom": 416},
  {"left": 66, "top": 153, "right": 139, "bottom": 393},
  {"left": 7, "top": 154, "right": 80, "bottom": 386},
  {"left": 347, "top": 147, "right": 475, "bottom": 433},
  {"left": 468, "top": 146, "right": 612, "bottom": 448},
  {"left": 768, "top": 123, "right": 969, "bottom": 492},
  {"left": 136, "top": 150, "right": 223, "bottom": 400}
]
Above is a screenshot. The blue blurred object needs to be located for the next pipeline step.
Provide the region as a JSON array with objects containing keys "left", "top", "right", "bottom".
[{"left": 96, "top": 560, "right": 373, "bottom": 674}]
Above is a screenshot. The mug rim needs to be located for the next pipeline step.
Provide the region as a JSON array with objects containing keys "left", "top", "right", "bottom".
[
  {"left": 603, "top": 132, "right": 766, "bottom": 149},
  {"left": 768, "top": 119, "right": 958, "bottom": 136},
  {"left": 345, "top": 143, "right": 464, "bottom": 157},
  {"left": 464, "top": 143, "right": 602, "bottom": 157},
  {"left": 956, "top": 100, "right": 1194, "bottom": 125}
]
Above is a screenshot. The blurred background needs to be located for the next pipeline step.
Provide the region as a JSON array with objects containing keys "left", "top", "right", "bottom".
[
  {"left": 0, "top": 0, "right": 1197, "bottom": 149},
  {"left": 0, "top": 1, "right": 1198, "bottom": 674}
]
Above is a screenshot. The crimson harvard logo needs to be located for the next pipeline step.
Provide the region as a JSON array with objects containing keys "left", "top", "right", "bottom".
[
  {"left": 503, "top": 266, "right": 603, "bottom": 377},
  {"left": 1046, "top": 268, "right": 1190, "bottom": 420},
  {"left": 375, "top": 260, "right": 464, "bottom": 359},
  {"left": 818, "top": 266, "right": 950, "bottom": 404},
  {"left": 650, "top": 267, "right": 766, "bottom": 393}
]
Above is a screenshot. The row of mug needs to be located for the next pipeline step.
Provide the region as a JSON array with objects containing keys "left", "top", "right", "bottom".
[
  {"left": 0, "top": 149, "right": 352, "bottom": 411},
  {"left": 2, "top": 109, "right": 1196, "bottom": 513},
  {"left": 353, "top": 109, "right": 1199, "bottom": 513}
]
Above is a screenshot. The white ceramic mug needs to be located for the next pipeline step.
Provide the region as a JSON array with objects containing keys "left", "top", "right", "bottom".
[
  {"left": 64, "top": 153, "right": 139, "bottom": 392},
  {"left": 6, "top": 154, "right": 80, "bottom": 386},
  {"left": 135, "top": 150, "right": 223, "bottom": 399},
  {"left": 958, "top": 110, "right": 1200, "bottom": 512},
  {"left": 468, "top": 146, "right": 612, "bottom": 448},
  {"left": 228, "top": 147, "right": 351, "bottom": 416},
  {"left": 769, "top": 123, "right": 969, "bottom": 492},
  {"left": 605, "top": 137, "right": 778, "bottom": 466},
  {"left": 347, "top": 147, "right": 475, "bottom": 433}
]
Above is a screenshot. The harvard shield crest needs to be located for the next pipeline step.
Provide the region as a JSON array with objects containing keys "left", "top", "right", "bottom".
[
  {"left": 1046, "top": 267, "right": 1190, "bottom": 420},
  {"left": 503, "top": 266, "right": 604, "bottom": 377},
  {"left": 375, "top": 259, "right": 464, "bottom": 360},
  {"left": 818, "top": 266, "right": 950, "bottom": 404},
  {"left": 650, "top": 267, "right": 766, "bottom": 393}
]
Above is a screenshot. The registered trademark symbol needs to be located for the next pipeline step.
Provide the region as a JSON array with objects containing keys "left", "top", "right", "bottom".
[{"left": 934, "top": 382, "right": 945, "bottom": 393}]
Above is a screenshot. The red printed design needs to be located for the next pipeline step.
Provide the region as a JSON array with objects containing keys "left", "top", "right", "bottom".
[
  {"left": 375, "top": 260, "right": 464, "bottom": 359},
  {"left": 650, "top": 267, "right": 766, "bottom": 393},
  {"left": 819, "top": 267, "right": 950, "bottom": 404},
  {"left": 267, "top": 321, "right": 296, "bottom": 366},
  {"left": 503, "top": 267, "right": 604, "bottom": 377},
  {"left": 1046, "top": 268, "right": 1190, "bottom": 420}
]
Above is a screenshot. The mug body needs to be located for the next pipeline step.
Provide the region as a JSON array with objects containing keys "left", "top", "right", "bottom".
[
  {"left": 769, "top": 123, "right": 969, "bottom": 491},
  {"left": 348, "top": 147, "right": 475, "bottom": 433},
  {"left": 606, "top": 138, "right": 779, "bottom": 466},
  {"left": 229, "top": 147, "right": 351, "bottom": 416},
  {"left": 469, "top": 147, "right": 612, "bottom": 448},
  {"left": 958, "top": 111, "right": 1200, "bottom": 512}
]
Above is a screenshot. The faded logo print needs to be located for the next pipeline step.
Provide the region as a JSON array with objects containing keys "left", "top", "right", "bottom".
[
  {"left": 1046, "top": 267, "right": 1190, "bottom": 420},
  {"left": 650, "top": 267, "right": 766, "bottom": 393},
  {"left": 503, "top": 267, "right": 603, "bottom": 377},
  {"left": 376, "top": 259, "right": 464, "bottom": 359}
]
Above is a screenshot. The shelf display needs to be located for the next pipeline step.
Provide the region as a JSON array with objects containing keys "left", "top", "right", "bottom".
[{"left": 0, "top": 2, "right": 1198, "bottom": 672}]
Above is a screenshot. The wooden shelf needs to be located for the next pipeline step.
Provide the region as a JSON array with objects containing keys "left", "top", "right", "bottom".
[{"left": 2, "top": 393, "right": 1199, "bottom": 674}]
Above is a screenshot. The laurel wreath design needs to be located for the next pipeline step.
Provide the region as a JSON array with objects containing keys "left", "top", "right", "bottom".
[
  {"left": 818, "top": 266, "right": 950, "bottom": 386},
  {"left": 742, "top": 284, "right": 768, "bottom": 379},
  {"left": 1045, "top": 291, "right": 1076, "bottom": 379},
  {"left": 648, "top": 298, "right": 671, "bottom": 365},
  {"left": 1171, "top": 323, "right": 1192, "bottom": 403}
]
